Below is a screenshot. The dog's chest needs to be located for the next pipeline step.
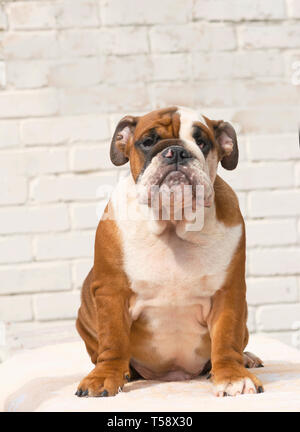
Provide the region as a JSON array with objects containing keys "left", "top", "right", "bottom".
[{"left": 121, "top": 220, "right": 242, "bottom": 310}]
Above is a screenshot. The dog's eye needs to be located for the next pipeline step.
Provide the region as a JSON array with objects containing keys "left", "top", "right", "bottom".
[
  {"left": 136, "top": 129, "right": 160, "bottom": 150},
  {"left": 192, "top": 128, "right": 211, "bottom": 155},
  {"left": 194, "top": 135, "right": 211, "bottom": 155},
  {"left": 198, "top": 140, "right": 209, "bottom": 151},
  {"left": 141, "top": 137, "right": 154, "bottom": 148}
]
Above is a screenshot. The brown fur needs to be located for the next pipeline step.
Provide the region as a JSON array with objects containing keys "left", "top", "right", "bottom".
[
  {"left": 207, "top": 225, "right": 257, "bottom": 387},
  {"left": 76, "top": 206, "right": 133, "bottom": 396},
  {"left": 207, "top": 176, "right": 263, "bottom": 392},
  {"left": 128, "top": 107, "right": 180, "bottom": 181}
]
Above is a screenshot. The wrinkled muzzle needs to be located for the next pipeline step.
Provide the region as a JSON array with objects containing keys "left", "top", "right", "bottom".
[{"left": 137, "top": 145, "right": 214, "bottom": 216}]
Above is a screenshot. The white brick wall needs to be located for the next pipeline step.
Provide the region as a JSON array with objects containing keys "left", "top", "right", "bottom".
[{"left": 0, "top": 0, "right": 299, "bottom": 350}]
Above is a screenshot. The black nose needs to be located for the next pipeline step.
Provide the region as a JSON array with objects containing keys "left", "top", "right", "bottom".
[{"left": 162, "top": 146, "right": 192, "bottom": 165}]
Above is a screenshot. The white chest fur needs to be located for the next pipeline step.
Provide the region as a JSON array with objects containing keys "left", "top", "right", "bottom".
[{"left": 122, "top": 218, "right": 242, "bottom": 319}]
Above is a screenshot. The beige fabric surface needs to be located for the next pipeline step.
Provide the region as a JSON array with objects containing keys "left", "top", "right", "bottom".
[{"left": 1, "top": 334, "right": 300, "bottom": 412}]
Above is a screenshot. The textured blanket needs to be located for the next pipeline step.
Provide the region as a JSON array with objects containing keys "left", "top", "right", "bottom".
[{"left": 1, "top": 334, "right": 300, "bottom": 412}]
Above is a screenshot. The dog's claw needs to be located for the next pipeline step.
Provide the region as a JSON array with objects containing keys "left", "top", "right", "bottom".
[
  {"left": 75, "top": 389, "right": 82, "bottom": 397},
  {"left": 125, "top": 374, "right": 130, "bottom": 382},
  {"left": 82, "top": 390, "right": 88, "bottom": 396},
  {"left": 257, "top": 386, "right": 264, "bottom": 393},
  {"left": 100, "top": 389, "right": 108, "bottom": 397}
]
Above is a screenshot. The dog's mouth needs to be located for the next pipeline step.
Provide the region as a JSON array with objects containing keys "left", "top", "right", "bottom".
[
  {"left": 158, "top": 166, "right": 192, "bottom": 188},
  {"left": 137, "top": 163, "right": 213, "bottom": 209},
  {"left": 145, "top": 163, "right": 198, "bottom": 189}
]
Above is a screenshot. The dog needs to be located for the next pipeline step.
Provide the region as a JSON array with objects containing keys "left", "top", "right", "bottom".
[{"left": 75, "top": 106, "right": 264, "bottom": 398}]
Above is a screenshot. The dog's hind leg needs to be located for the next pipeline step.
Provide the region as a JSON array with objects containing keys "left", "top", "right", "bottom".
[
  {"left": 76, "top": 268, "right": 99, "bottom": 365},
  {"left": 242, "top": 324, "right": 263, "bottom": 368},
  {"left": 243, "top": 351, "right": 264, "bottom": 369}
]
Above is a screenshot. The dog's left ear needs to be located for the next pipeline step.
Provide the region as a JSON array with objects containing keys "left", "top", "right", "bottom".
[
  {"left": 110, "top": 115, "right": 138, "bottom": 166},
  {"left": 213, "top": 121, "right": 239, "bottom": 170}
]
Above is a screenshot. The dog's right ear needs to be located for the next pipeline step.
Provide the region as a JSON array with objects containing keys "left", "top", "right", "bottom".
[{"left": 110, "top": 115, "right": 138, "bottom": 166}]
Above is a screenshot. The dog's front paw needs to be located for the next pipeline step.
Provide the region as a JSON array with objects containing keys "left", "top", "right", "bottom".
[
  {"left": 75, "top": 361, "right": 130, "bottom": 397},
  {"left": 212, "top": 363, "right": 264, "bottom": 397}
]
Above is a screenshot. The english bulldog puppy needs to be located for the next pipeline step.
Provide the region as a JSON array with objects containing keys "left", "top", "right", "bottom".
[{"left": 75, "top": 106, "right": 264, "bottom": 398}]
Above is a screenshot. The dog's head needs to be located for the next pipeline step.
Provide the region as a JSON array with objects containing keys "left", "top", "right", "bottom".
[{"left": 110, "top": 106, "right": 238, "bottom": 211}]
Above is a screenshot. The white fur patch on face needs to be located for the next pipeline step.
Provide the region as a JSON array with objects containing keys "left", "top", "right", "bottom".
[
  {"left": 177, "top": 106, "right": 208, "bottom": 161},
  {"left": 177, "top": 106, "right": 207, "bottom": 132}
]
